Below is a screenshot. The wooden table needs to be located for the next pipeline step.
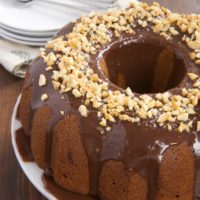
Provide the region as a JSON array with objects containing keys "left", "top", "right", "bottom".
[
  {"left": 0, "top": 66, "right": 46, "bottom": 200},
  {"left": 0, "top": 1, "right": 199, "bottom": 199}
]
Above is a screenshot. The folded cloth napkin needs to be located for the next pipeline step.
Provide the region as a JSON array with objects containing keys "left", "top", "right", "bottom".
[
  {"left": 0, "top": 38, "right": 39, "bottom": 78},
  {"left": 0, "top": 0, "right": 137, "bottom": 78}
]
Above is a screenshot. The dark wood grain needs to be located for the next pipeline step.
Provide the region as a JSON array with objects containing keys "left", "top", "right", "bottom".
[
  {"left": 0, "top": 66, "right": 46, "bottom": 200},
  {"left": 0, "top": 1, "right": 199, "bottom": 200}
]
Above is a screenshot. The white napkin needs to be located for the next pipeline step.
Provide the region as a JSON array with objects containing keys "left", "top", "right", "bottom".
[
  {"left": 0, "top": 0, "right": 137, "bottom": 78},
  {"left": 0, "top": 38, "right": 39, "bottom": 78}
]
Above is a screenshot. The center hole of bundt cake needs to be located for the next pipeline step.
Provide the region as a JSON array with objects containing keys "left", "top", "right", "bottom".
[{"left": 101, "top": 39, "right": 186, "bottom": 94}]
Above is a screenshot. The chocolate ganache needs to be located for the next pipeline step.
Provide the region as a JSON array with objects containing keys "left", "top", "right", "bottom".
[{"left": 18, "top": 2, "right": 200, "bottom": 200}]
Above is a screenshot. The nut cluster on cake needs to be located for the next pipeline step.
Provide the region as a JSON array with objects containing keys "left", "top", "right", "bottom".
[{"left": 39, "top": 2, "right": 200, "bottom": 133}]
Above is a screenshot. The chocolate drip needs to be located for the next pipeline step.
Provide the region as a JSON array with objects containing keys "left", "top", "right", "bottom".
[
  {"left": 193, "top": 135, "right": 200, "bottom": 199},
  {"left": 15, "top": 128, "right": 34, "bottom": 162},
  {"left": 18, "top": 21, "right": 200, "bottom": 200},
  {"left": 194, "top": 160, "right": 200, "bottom": 199},
  {"left": 138, "top": 159, "right": 159, "bottom": 200},
  {"left": 42, "top": 174, "right": 97, "bottom": 200},
  {"left": 81, "top": 112, "right": 103, "bottom": 194}
]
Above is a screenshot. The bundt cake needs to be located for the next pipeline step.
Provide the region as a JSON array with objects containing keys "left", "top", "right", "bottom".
[{"left": 18, "top": 2, "right": 200, "bottom": 199}]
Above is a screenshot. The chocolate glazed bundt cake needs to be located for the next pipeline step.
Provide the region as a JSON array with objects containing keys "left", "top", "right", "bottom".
[{"left": 18, "top": 2, "right": 200, "bottom": 200}]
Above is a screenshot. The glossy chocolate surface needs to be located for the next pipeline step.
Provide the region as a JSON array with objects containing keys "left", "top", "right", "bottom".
[
  {"left": 15, "top": 128, "right": 97, "bottom": 199},
  {"left": 42, "top": 175, "right": 97, "bottom": 200},
  {"left": 15, "top": 128, "right": 34, "bottom": 162},
  {"left": 19, "top": 22, "right": 200, "bottom": 199}
]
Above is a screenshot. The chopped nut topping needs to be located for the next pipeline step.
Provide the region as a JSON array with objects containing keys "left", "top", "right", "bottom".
[
  {"left": 100, "top": 118, "right": 107, "bottom": 127},
  {"left": 126, "top": 87, "right": 134, "bottom": 97},
  {"left": 167, "top": 124, "right": 172, "bottom": 131},
  {"left": 188, "top": 120, "right": 193, "bottom": 127},
  {"left": 195, "top": 60, "right": 200, "bottom": 65},
  {"left": 187, "top": 41, "right": 200, "bottom": 50},
  {"left": 177, "top": 113, "right": 188, "bottom": 122},
  {"left": 72, "top": 88, "right": 82, "bottom": 98},
  {"left": 39, "top": 74, "right": 47, "bottom": 86},
  {"left": 178, "top": 122, "right": 189, "bottom": 133},
  {"left": 40, "top": 2, "right": 200, "bottom": 132},
  {"left": 52, "top": 81, "right": 60, "bottom": 90},
  {"left": 197, "top": 121, "right": 200, "bottom": 131},
  {"left": 41, "top": 94, "right": 48, "bottom": 101},
  {"left": 188, "top": 73, "right": 198, "bottom": 81},
  {"left": 190, "top": 52, "right": 196, "bottom": 60},
  {"left": 60, "top": 111, "right": 64, "bottom": 115},
  {"left": 45, "top": 67, "right": 53, "bottom": 71},
  {"left": 106, "top": 127, "right": 111, "bottom": 131},
  {"left": 79, "top": 105, "right": 88, "bottom": 117}
]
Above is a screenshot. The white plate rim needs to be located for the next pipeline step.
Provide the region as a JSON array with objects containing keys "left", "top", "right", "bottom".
[
  {"left": 0, "top": 32, "right": 46, "bottom": 46},
  {"left": 11, "top": 95, "right": 57, "bottom": 200},
  {"left": 0, "top": 30, "right": 51, "bottom": 42},
  {"left": 0, "top": 3, "right": 81, "bottom": 32},
  {"left": 0, "top": 22, "right": 58, "bottom": 36},
  {"left": 0, "top": 28, "right": 52, "bottom": 42}
]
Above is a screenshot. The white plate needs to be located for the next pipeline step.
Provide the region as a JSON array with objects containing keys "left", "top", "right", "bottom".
[
  {"left": 0, "top": 32, "right": 46, "bottom": 46},
  {"left": 11, "top": 95, "right": 95, "bottom": 200},
  {"left": 0, "top": 23, "right": 57, "bottom": 37},
  {"left": 0, "top": 2, "right": 84, "bottom": 32},
  {"left": 11, "top": 95, "right": 57, "bottom": 200},
  {"left": 0, "top": 28, "right": 52, "bottom": 42}
]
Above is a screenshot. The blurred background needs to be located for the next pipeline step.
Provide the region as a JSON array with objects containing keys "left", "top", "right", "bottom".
[{"left": 0, "top": 1, "right": 199, "bottom": 200}]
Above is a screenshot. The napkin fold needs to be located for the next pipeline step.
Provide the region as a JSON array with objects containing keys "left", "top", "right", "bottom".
[
  {"left": 0, "top": 0, "right": 137, "bottom": 78},
  {"left": 0, "top": 39, "right": 39, "bottom": 78}
]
